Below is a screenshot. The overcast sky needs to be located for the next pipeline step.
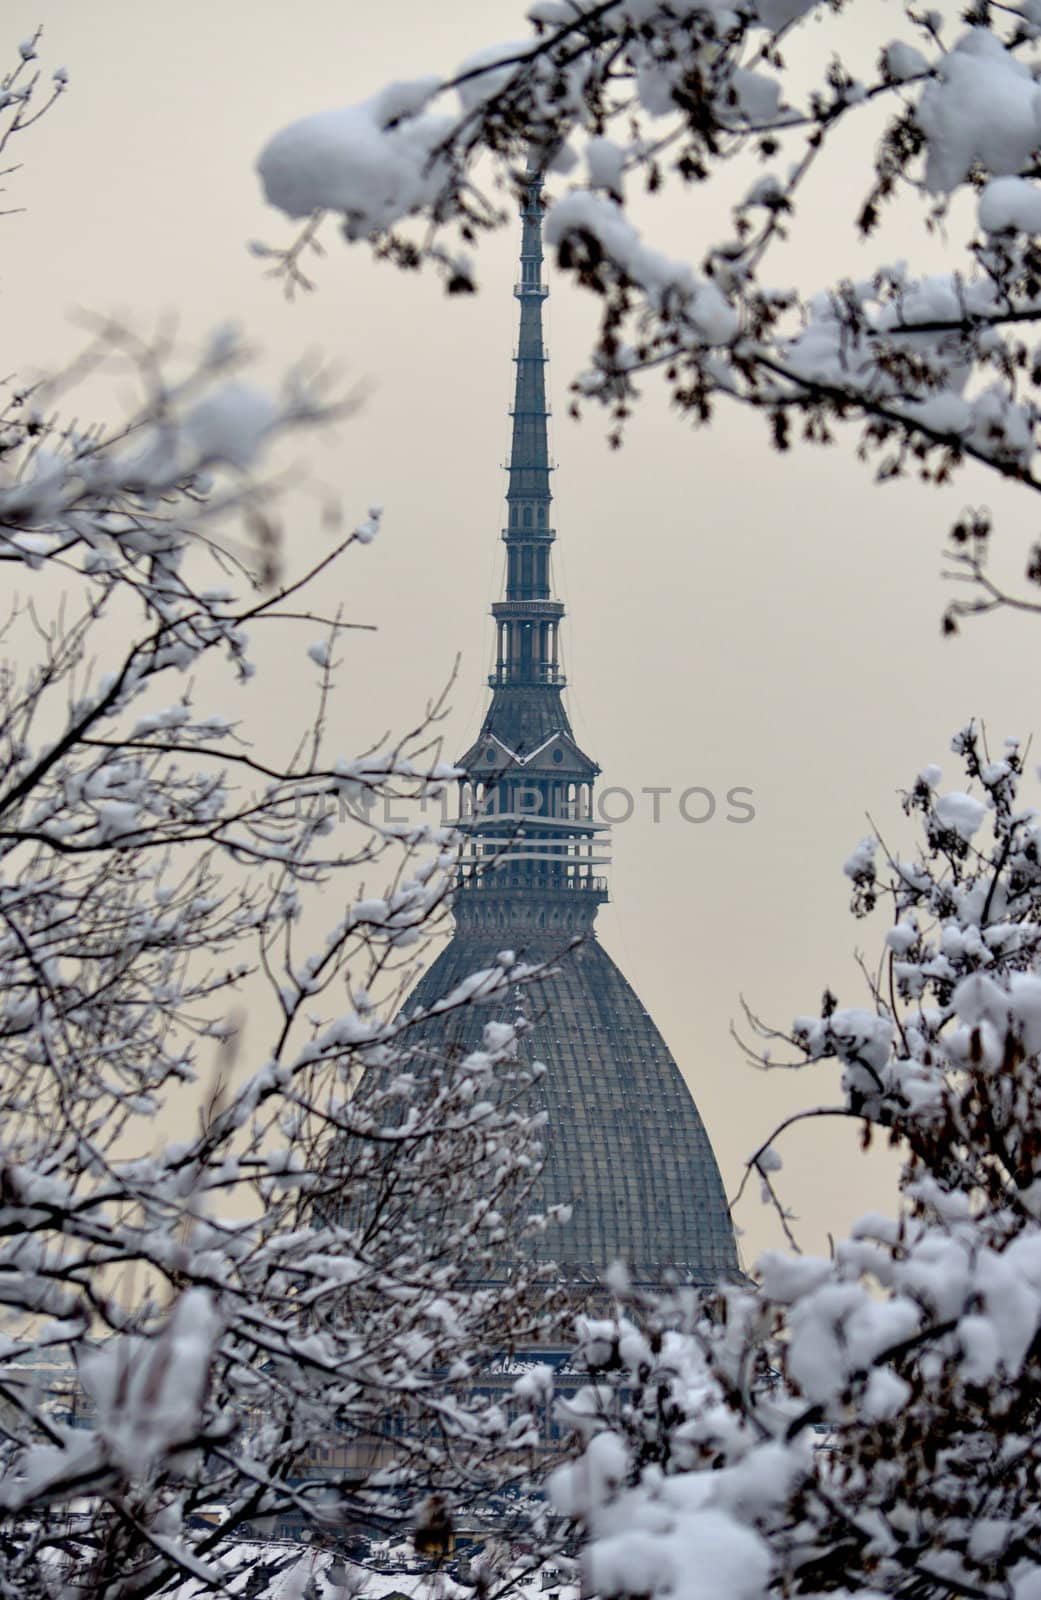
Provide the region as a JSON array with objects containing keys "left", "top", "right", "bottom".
[{"left": 6, "top": 1, "right": 1037, "bottom": 1266}]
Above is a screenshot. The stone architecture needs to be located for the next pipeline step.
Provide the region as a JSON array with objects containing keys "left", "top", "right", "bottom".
[{"left": 403, "top": 170, "right": 738, "bottom": 1289}]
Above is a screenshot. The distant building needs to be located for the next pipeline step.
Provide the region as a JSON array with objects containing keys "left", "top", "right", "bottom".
[{"left": 402, "top": 169, "right": 738, "bottom": 1291}]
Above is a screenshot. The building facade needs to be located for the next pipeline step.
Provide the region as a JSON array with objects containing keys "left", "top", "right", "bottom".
[{"left": 402, "top": 170, "right": 738, "bottom": 1290}]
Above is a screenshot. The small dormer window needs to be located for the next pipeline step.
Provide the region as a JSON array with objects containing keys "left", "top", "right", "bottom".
[
  {"left": 485, "top": 747, "right": 496, "bottom": 763},
  {"left": 552, "top": 748, "right": 564, "bottom": 763}
]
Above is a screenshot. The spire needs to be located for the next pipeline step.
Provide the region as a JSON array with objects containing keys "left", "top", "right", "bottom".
[
  {"left": 491, "top": 165, "right": 565, "bottom": 704},
  {"left": 505, "top": 168, "right": 552, "bottom": 560},
  {"left": 454, "top": 163, "right": 610, "bottom": 931}
]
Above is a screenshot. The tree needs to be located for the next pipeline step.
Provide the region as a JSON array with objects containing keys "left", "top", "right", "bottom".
[
  {"left": 0, "top": 32, "right": 560, "bottom": 1600},
  {"left": 514, "top": 723, "right": 1041, "bottom": 1600},
  {"left": 256, "top": 0, "right": 1041, "bottom": 629}
]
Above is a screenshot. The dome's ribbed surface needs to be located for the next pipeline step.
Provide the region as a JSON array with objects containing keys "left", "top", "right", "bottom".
[{"left": 402, "top": 931, "right": 739, "bottom": 1286}]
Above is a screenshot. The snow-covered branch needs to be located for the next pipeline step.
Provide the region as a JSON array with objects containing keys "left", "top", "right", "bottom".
[{"left": 255, "top": 1, "right": 1041, "bottom": 619}]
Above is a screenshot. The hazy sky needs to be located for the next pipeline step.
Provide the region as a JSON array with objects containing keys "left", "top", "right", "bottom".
[{"left": 7, "top": 1, "right": 1037, "bottom": 1267}]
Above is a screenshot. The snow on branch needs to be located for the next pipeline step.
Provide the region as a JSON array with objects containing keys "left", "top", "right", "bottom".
[{"left": 255, "top": 2, "right": 1041, "bottom": 618}]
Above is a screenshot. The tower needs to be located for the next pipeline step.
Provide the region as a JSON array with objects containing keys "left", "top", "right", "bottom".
[
  {"left": 403, "top": 169, "right": 738, "bottom": 1288},
  {"left": 455, "top": 169, "right": 606, "bottom": 940}
]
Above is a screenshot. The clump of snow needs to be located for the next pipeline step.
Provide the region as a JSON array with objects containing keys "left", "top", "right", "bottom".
[
  {"left": 589, "top": 1507, "right": 772, "bottom": 1600},
  {"left": 886, "top": 922, "right": 918, "bottom": 955},
  {"left": 354, "top": 504, "right": 382, "bottom": 543},
  {"left": 257, "top": 80, "right": 451, "bottom": 234},
  {"left": 883, "top": 40, "right": 930, "bottom": 82},
  {"left": 952, "top": 971, "right": 1041, "bottom": 1063},
  {"left": 184, "top": 382, "right": 278, "bottom": 470},
  {"left": 79, "top": 1290, "right": 221, "bottom": 1474},
  {"left": 979, "top": 176, "right": 1041, "bottom": 235},
  {"left": 902, "top": 391, "right": 972, "bottom": 438},
  {"left": 952, "top": 972, "right": 1010, "bottom": 1032},
  {"left": 934, "top": 790, "right": 987, "bottom": 841},
  {"left": 795, "top": 1008, "right": 894, "bottom": 1075},
  {"left": 546, "top": 191, "right": 738, "bottom": 342},
  {"left": 454, "top": 40, "right": 530, "bottom": 114},
  {"left": 843, "top": 836, "right": 877, "bottom": 880},
  {"left": 862, "top": 1365, "right": 912, "bottom": 1421},
  {"left": 586, "top": 137, "right": 627, "bottom": 198},
  {"left": 743, "top": 173, "right": 784, "bottom": 208},
  {"left": 916, "top": 29, "right": 1041, "bottom": 194},
  {"left": 1010, "top": 973, "right": 1041, "bottom": 1055},
  {"left": 726, "top": 67, "right": 783, "bottom": 125}
]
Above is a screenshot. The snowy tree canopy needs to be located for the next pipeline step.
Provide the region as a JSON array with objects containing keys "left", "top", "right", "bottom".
[
  {"left": 0, "top": 32, "right": 564, "bottom": 1598},
  {"left": 256, "top": 0, "right": 1041, "bottom": 624},
  {"left": 511, "top": 721, "right": 1041, "bottom": 1600}
]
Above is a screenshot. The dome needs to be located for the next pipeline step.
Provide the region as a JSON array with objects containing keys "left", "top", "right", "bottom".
[{"left": 402, "top": 929, "right": 739, "bottom": 1287}]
